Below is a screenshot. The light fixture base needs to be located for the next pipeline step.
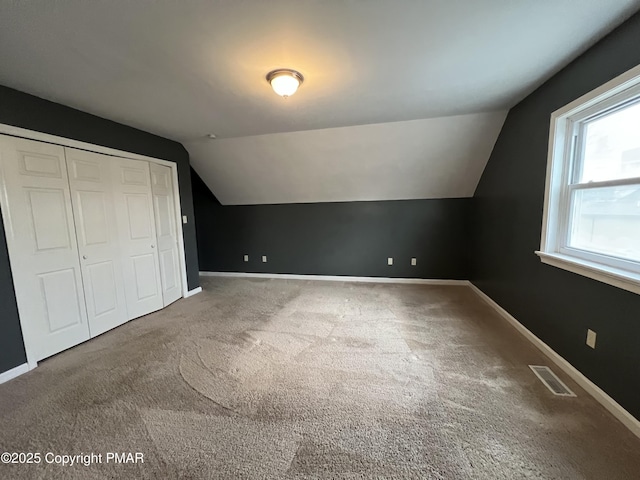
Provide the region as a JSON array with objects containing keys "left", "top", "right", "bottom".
[{"left": 266, "top": 69, "right": 304, "bottom": 84}]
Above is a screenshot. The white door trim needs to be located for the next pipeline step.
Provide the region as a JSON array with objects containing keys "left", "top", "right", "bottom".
[
  {"left": 0, "top": 124, "right": 176, "bottom": 166},
  {"left": 0, "top": 123, "right": 189, "bottom": 298}
]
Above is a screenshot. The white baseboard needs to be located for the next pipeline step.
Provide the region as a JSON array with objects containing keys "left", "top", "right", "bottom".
[
  {"left": 468, "top": 282, "right": 640, "bottom": 439},
  {"left": 199, "top": 271, "right": 469, "bottom": 286},
  {"left": 185, "top": 287, "right": 203, "bottom": 298},
  {"left": 0, "top": 363, "right": 30, "bottom": 384}
]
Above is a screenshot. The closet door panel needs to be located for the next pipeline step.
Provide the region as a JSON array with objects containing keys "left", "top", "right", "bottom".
[
  {"left": 86, "top": 261, "right": 118, "bottom": 316},
  {"left": 150, "top": 163, "right": 182, "bottom": 306},
  {"left": 0, "top": 135, "right": 90, "bottom": 361},
  {"left": 112, "top": 157, "right": 163, "bottom": 319},
  {"left": 38, "top": 268, "right": 85, "bottom": 332},
  {"left": 66, "top": 148, "right": 128, "bottom": 337}
]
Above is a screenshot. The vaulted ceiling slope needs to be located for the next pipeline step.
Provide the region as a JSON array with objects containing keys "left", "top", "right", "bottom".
[
  {"left": 1, "top": 1, "right": 638, "bottom": 204},
  {"left": 187, "top": 113, "right": 508, "bottom": 205}
]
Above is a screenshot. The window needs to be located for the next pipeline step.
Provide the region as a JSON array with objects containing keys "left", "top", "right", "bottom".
[{"left": 538, "top": 64, "right": 640, "bottom": 295}]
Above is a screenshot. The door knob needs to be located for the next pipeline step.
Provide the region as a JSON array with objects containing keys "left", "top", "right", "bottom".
[
  {"left": 151, "top": 245, "right": 155, "bottom": 248},
  {"left": 82, "top": 255, "right": 87, "bottom": 260}
]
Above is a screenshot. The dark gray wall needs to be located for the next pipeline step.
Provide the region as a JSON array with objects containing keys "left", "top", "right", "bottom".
[
  {"left": 472, "top": 12, "right": 640, "bottom": 419},
  {"left": 193, "top": 169, "right": 471, "bottom": 279},
  {"left": 0, "top": 85, "right": 200, "bottom": 373}
]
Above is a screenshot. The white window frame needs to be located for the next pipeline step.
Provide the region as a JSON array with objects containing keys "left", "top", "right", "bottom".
[{"left": 537, "top": 63, "right": 640, "bottom": 296}]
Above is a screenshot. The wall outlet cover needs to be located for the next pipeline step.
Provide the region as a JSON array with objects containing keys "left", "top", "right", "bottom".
[
  {"left": 182, "top": 215, "right": 188, "bottom": 224},
  {"left": 243, "top": 255, "right": 249, "bottom": 262},
  {"left": 586, "top": 329, "right": 597, "bottom": 349},
  {"left": 262, "top": 255, "right": 267, "bottom": 263},
  {"left": 411, "top": 258, "right": 417, "bottom": 266},
  {"left": 387, "top": 257, "right": 393, "bottom": 266}
]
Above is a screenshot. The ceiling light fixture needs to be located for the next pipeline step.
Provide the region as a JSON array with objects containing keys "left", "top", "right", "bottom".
[{"left": 266, "top": 69, "right": 304, "bottom": 98}]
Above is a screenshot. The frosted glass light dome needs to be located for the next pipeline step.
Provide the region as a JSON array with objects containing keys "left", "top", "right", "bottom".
[{"left": 267, "top": 69, "right": 304, "bottom": 98}]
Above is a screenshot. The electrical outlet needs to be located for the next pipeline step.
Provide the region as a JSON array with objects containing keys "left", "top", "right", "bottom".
[
  {"left": 586, "top": 329, "right": 597, "bottom": 349},
  {"left": 387, "top": 257, "right": 393, "bottom": 266},
  {"left": 262, "top": 255, "right": 267, "bottom": 263},
  {"left": 411, "top": 258, "right": 417, "bottom": 266},
  {"left": 182, "top": 215, "right": 188, "bottom": 224},
  {"left": 243, "top": 255, "right": 249, "bottom": 262}
]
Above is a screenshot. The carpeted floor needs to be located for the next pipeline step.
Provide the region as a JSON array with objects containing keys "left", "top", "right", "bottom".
[{"left": 0, "top": 277, "right": 639, "bottom": 479}]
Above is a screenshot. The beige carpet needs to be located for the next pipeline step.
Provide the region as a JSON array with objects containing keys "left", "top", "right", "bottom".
[{"left": 0, "top": 277, "right": 639, "bottom": 479}]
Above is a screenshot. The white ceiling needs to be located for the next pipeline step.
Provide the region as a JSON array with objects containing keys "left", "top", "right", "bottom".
[{"left": 1, "top": 1, "right": 638, "bottom": 203}]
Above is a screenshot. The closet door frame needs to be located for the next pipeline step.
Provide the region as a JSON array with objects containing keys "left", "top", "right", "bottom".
[{"left": 0, "top": 123, "right": 191, "bottom": 371}]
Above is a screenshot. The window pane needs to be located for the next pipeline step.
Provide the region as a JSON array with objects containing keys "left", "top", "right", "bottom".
[
  {"left": 580, "top": 100, "right": 640, "bottom": 183},
  {"left": 568, "top": 185, "right": 640, "bottom": 262}
]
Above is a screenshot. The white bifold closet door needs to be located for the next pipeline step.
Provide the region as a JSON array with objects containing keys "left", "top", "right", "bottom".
[
  {"left": 66, "top": 148, "right": 129, "bottom": 337},
  {"left": 150, "top": 163, "right": 182, "bottom": 306},
  {"left": 0, "top": 136, "right": 91, "bottom": 361},
  {"left": 111, "top": 157, "right": 164, "bottom": 319},
  {"left": 0, "top": 134, "right": 181, "bottom": 363}
]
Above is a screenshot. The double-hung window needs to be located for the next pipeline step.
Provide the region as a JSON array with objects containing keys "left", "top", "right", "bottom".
[{"left": 538, "top": 64, "right": 640, "bottom": 295}]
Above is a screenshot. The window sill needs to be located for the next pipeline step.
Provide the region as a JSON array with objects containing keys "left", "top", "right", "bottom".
[{"left": 535, "top": 251, "right": 640, "bottom": 296}]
